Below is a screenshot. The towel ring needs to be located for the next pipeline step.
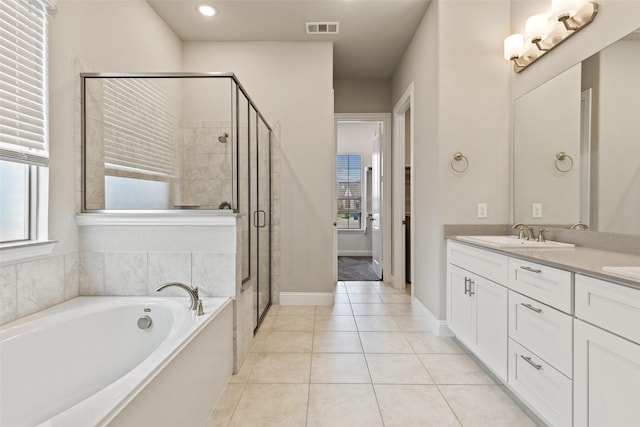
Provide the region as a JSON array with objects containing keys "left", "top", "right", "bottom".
[
  {"left": 450, "top": 152, "right": 469, "bottom": 173},
  {"left": 555, "top": 152, "right": 573, "bottom": 173}
]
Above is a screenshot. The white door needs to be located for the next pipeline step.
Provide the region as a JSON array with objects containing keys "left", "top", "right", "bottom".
[{"left": 371, "top": 126, "right": 382, "bottom": 279}]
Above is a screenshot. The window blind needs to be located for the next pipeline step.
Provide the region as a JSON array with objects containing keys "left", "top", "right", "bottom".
[
  {"left": 336, "top": 154, "right": 362, "bottom": 229},
  {"left": 102, "top": 78, "right": 177, "bottom": 177},
  {"left": 0, "top": 0, "right": 49, "bottom": 167}
]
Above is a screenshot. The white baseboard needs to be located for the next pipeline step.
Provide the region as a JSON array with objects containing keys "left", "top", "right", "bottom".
[
  {"left": 337, "top": 250, "right": 372, "bottom": 257},
  {"left": 412, "top": 297, "right": 454, "bottom": 337},
  {"left": 279, "top": 292, "right": 334, "bottom": 305}
]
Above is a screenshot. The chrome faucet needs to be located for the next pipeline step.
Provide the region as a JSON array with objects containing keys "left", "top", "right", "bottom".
[
  {"left": 512, "top": 223, "right": 534, "bottom": 240},
  {"left": 568, "top": 222, "right": 589, "bottom": 230},
  {"left": 155, "top": 282, "right": 204, "bottom": 315}
]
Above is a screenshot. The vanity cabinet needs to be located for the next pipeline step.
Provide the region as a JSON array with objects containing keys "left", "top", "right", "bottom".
[
  {"left": 574, "top": 274, "right": 640, "bottom": 426},
  {"left": 447, "top": 242, "right": 508, "bottom": 381}
]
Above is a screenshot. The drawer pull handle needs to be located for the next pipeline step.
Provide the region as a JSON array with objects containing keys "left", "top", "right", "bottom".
[
  {"left": 464, "top": 277, "right": 470, "bottom": 295},
  {"left": 520, "top": 303, "right": 542, "bottom": 313},
  {"left": 520, "top": 266, "right": 542, "bottom": 274},
  {"left": 469, "top": 279, "right": 475, "bottom": 296},
  {"left": 521, "top": 355, "right": 542, "bottom": 370}
]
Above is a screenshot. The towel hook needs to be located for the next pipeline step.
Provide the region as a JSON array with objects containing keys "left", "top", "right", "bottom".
[
  {"left": 450, "top": 152, "right": 469, "bottom": 173},
  {"left": 554, "top": 152, "right": 573, "bottom": 173}
]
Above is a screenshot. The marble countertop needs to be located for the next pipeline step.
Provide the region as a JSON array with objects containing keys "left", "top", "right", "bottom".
[{"left": 447, "top": 236, "right": 640, "bottom": 290}]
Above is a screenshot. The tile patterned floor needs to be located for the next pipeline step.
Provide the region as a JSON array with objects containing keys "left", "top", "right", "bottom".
[{"left": 206, "top": 281, "right": 538, "bottom": 427}]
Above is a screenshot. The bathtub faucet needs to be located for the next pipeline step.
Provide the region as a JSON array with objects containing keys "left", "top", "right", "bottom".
[{"left": 155, "top": 282, "right": 204, "bottom": 316}]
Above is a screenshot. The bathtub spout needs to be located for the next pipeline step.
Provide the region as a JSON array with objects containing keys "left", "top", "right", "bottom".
[{"left": 155, "top": 282, "right": 204, "bottom": 315}]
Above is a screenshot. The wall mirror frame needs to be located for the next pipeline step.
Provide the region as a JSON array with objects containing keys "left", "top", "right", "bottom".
[{"left": 512, "top": 27, "right": 640, "bottom": 236}]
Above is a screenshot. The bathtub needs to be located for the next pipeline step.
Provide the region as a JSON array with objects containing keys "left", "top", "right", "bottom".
[{"left": 0, "top": 296, "right": 233, "bottom": 427}]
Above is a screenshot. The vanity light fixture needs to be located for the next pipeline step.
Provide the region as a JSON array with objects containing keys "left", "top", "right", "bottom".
[
  {"left": 198, "top": 5, "right": 216, "bottom": 17},
  {"left": 504, "top": 1, "right": 598, "bottom": 73}
]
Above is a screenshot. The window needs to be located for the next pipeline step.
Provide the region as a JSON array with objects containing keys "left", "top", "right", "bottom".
[
  {"left": 336, "top": 154, "right": 362, "bottom": 229},
  {"left": 0, "top": 0, "right": 52, "bottom": 248}
]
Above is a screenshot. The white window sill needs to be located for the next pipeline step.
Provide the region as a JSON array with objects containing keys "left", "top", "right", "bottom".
[{"left": 0, "top": 240, "right": 58, "bottom": 264}]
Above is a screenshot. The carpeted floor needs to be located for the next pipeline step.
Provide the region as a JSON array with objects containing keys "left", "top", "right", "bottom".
[{"left": 337, "top": 256, "right": 381, "bottom": 281}]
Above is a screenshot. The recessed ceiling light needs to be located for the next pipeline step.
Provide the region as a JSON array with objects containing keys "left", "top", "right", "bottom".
[{"left": 198, "top": 5, "right": 216, "bottom": 17}]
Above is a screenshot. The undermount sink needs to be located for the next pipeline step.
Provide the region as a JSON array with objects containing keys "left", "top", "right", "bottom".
[
  {"left": 457, "top": 235, "right": 575, "bottom": 249},
  {"left": 602, "top": 266, "right": 640, "bottom": 281}
]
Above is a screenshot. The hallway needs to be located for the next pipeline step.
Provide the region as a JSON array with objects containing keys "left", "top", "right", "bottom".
[{"left": 207, "top": 281, "right": 537, "bottom": 426}]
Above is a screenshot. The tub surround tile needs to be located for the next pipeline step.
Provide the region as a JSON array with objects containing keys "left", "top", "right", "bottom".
[
  {"left": 228, "top": 383, "right": 308, "bottom": 427},
  {"left": 64, "top": 252, "right": 80, "bottom": 300},
  {"left": 306, "top": 384, "right": 384, "bottom": 427},
  {"left": 192, "top": 252, "right": 235, "bottom": 297},
  {"left": 80, "top": 252, "right": 104, "bottom": 295},
  {"left": 0, "top": 265, "right": 18, "bottom": 324},
  {"left": 147, "top": 252, "right": 192, "bottom": 296},
  {"left": 439, "top": 385, "right": 537, "bottom": 426},
  {"left": 375, "top": 385, "right": 461, "bottom": 427},
  {"left": 104, "top": 252, "right": 147, "bottom": 296},
  {"left": 16, "top": 256, "right": 65, "bottom": 318},
  {"left": 365, "top": 354, "right": 434, "bottom": 384}
]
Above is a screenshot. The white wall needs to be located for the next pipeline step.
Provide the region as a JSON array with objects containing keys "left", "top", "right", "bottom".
[
  {"left": 336, "top": 122, "right": 378, "bottom": 256},
  {"left": 48, "top": 0, "right": 183, "bottom": 255},
  {"left": 392, "top": 0, "right": 511, "bottom": 319},
  {"left": 182, "top": 42, "right": 335, "bottom": 294},
  {"left": 334, "top": 79, "right": 392, "bottom": 113},
  {"left": 0, "top": 0, "right": 184, "bottom": 325}
]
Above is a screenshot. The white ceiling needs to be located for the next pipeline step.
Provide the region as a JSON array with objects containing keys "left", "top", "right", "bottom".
[{"left": 146, "top": 0, "right": 432, "bottom": 80}]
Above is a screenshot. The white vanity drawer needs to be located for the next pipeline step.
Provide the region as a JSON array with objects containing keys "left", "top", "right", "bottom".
[
  {"left": 448, "top": 241, "right": 508, "bottom": 284},
  {"left": 575, "top": 274, "right": 640, "bottom": 345},
  {"left": 508, "top": 258, "right": 573, "bottom": 314},
  {"left": 508, "top": 339, "right": 572, "bottom": 427},
  {"left": 508, "top": 291, "right": 573, "bottom": 377}
]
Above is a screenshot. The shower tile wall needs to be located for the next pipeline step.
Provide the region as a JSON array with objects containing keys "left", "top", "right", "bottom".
[
  {"left": 0, "top": 253, "right": 81, "bottom": 325},
  {"left": 178, "top": 121, "right": 233, "bottom": 209}
]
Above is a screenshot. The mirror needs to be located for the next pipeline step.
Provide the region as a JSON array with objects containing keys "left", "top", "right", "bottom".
[{"left": 513, "top": 28, "right": 640, "bottom": 235}]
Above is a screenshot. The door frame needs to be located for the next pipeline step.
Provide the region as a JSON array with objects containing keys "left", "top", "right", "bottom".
[
  {"left": 334, "top": 113, "right": 392, "bottom": 284},
  {"left": 392, "top": 83, "right": 414, "bottom": 293}
]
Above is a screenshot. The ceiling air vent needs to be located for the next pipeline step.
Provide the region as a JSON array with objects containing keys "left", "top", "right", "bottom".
[{"left": 306, "top": 22, "right": 339, "bottom": 35}]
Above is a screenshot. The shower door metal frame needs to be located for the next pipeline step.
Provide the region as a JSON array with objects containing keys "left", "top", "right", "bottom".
[{"left": 80, "top": 72, "right": 272, "bottom": 330}]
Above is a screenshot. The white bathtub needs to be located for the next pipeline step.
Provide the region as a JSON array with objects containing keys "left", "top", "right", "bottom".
[{"left": 0, "top": 296, "right": 233, "bottom": 427}]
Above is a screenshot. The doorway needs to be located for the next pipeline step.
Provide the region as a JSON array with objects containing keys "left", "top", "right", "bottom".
[
  {"left": 392, "top": 84, "right": 414, "bottom": 294},
  {"left": 334, "top": 114, "right": 391, "bottom": 284}
]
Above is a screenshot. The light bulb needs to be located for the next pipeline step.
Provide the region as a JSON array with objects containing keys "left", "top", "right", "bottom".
[
  {"left": 198, "top": 5, "right": 216, "bottom": 17},
  {"left": 504, "top": 34, "right": 524, "bottom": 60},
  {"left": 525, "top": 14, "right": 548, "bottom": 43}
]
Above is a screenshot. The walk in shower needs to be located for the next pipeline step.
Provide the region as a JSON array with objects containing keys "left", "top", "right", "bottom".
[{"left": 81, "top": 73, "right": 272, "bottom": 330}]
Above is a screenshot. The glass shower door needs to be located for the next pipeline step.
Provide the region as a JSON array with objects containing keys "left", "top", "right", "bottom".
[{"left": 256, "top": 116, "right": 271, "bottom": 326}]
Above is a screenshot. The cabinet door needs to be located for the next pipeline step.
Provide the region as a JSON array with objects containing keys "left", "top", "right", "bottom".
[
  {"left": 475, "top": 277, "right": 508, "bottom": 381},
  {"left": 447, "top": 264, "right": 475, "bottom": 348},
  {"left": 574, "top": 319, "right": 640, "bottom": 427}
]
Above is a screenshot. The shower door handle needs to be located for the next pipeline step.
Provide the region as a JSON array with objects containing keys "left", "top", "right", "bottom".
[{"left": 253, "top": 210, "right": 266, "bottom": 228}]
